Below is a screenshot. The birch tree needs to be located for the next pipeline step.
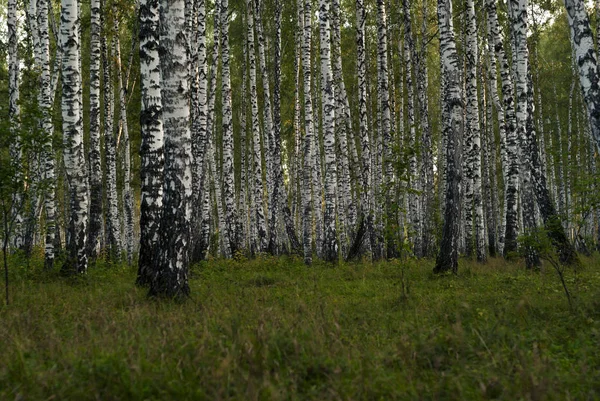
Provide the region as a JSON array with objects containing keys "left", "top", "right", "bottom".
[
  {"left": 465, "top": 0, "right": 485, "bottom": 262},
  {"left": 102, "top": 0, "right": 122, "bottom": 259},
  {"left": 88, "top": 0, "right": 103, "bottom": 260},
  {"left": 61, "top": 0, "right": 89, "bottom": 274},
  {"left": 137, "top": 0, "right": 164, "bottom": 286},
  {"left": 149, "top": 0, "right": 192, "bottom": 298},
  {"left": 300, "top": 0, "right": 318, "bottom": 264},
  {"left": 319, "top": 0, "right": 339, "bottom": 262},
  {"left": 221, "top": 0, "right": 239, "bottom": 256},
  {"left": 246, "top": 0, "right": 268, "bottom": 253},
  {"left": 564, "top": 0, "right": 600, "bottom": 154},
  {"left": 8, "top": 0, "right": 23, "bottom": 252},
  {"left": 434, "top": 0, "right": 463, "bottom": 274}
]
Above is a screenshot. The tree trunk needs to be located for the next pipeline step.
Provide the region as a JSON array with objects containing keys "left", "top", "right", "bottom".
[
  {"left": 301, "top": 0, "right": 315, "bottom": 264},
  {"left": 319, "top": 0, "right": 339, "bottom": 262},
  {"left": 434, "top": 0, "right": 463, "bottom": 275},
  {"left": 564, "top": 0, "right": 600, "bottom": 154},
  {"left": 61, "top": 0, "right": 89, "bottom": 275},
  {"left": 246, "top": 0, "right": 268, "bottom": 253},
  {"left": 102, "top": 0, "right": 121, "bottom": 260},
  {"left": 149, "top": 0, "right": 192, "bottom": 298},
  {"left": 88, "top": 0, "right": 103, "bottom": 261},
  {"left": 137, "top": 0, "right": 164, "bottom": 286},
  {"left": 220, "top": 0, "right": 239, "bottom": 256}
]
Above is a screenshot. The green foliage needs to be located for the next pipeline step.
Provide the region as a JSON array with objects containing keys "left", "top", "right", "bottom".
[{"left": 2, "top": 256, "right": 600, "bottom": 400}]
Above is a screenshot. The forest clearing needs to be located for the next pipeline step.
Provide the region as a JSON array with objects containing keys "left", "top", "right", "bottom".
[{"left": 1, "top": 254, "right": 600, "bottom": 400}]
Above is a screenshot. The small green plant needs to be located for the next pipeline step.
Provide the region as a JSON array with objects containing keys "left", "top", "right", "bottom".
[{"left": 519, "top": 228, "right": 576, "bottom": 311}]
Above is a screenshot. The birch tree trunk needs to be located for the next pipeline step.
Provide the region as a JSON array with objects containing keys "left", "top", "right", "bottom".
[
  {"left": 564, "top": 0, "right": 600, "bottom": 154},
  {"left": 246, "top": 0, "right": 268, "bottom": 253},
  {"left": 87, "top": 0, "right": 103, "bottom": 261},
  {"left": 355, "top": 0, "right": 373, "bottom": 258},
  {"left": 377, "top": 0, "right": 396, "bottom": 258},
  {"left": 332, "top": 0, "right": 354, "bottom": 254},
  {"left": 190, "top": 0, "right": 209, "bottom": 263},
  {"left": 487, "top": 0, "right": 520, "bottom": 258},
  {"left": 417, "top": 0, "right": 433, "bottom": 257},
  {"left": 319, "top": 0, "right": 339, "bottom": 262},
  {"left": 465, "top": 0, "right": 486, "bottom": 262},
  {"left": 61, "top": 0, "right": 89, "bottom": 274},
  {"left": 137, "top": 0, "right": 164, "bottom": 286},
  {"left": 220, "top": 0, "right": 238, "bottom": 256},
  {"left": 8, "top": 0, "right": 23, "bottom": 252},
  {"left": 37, "top": 0, "right": 58, "bottom": 269},
  {"left": 149, "top": 0, "right": 192, "bottom": 298},
  {"left": 302, "top": 0, "right": 315, "bottom": 264},
  {"left": 113, "top": 12, "right": 135, "bottom": 265},
  {"left": 403, "top": 0, "right": 421, "bottom": 257},
  {"left": 102, "top": 0, "right": 121, "bottom": 260},
  {"left": 434, "top": 0, "right": 463, "bottom": 274}
]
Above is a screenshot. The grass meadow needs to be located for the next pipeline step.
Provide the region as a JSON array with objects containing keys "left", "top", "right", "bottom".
[{"left": 1, "top": 253, "right": 600, "bottom": 400}]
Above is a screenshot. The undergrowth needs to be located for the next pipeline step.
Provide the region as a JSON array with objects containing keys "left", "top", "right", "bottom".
[{"left": 1, "top": 253, "right": 600, "bottom": 400}]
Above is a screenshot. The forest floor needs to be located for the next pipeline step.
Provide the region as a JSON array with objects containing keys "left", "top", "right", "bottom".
[{"left": 1, "top": 253, "right": 600, "bottom": 400}]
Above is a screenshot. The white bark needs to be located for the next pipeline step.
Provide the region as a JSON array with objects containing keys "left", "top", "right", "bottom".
[
  {"left": 150, "top": 0, "right": 192, "bottom": 298},
  {"left": 61, "top": 0, "right": 89, "bottom": 274}
]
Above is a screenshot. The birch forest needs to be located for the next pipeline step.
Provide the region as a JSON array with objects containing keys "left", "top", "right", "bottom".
[{"left": 2, "top": 0, "right": 600, "bottom": 397}]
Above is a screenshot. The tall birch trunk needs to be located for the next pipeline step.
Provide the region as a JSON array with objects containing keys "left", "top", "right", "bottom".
[
  {"left": 403, "top": 0, "right": 421, "bottom": 257},
  {"left": 355, "top": 0, "right": 373, "bottom": 258},
  {"left": 149, "top": 0, "right": 192, "bottom": 298},
  {"left": 220, "top": 0, "right": 238, "bottom": 256},
  {"left": 564, "top": 0, "right": 600, "bottom": 154},
  {"left": 61, "top": 0, "right": 89, "bottom": 274},
  {"left": 377, "top": 0, "right": 396, "bottom": 258},
  {"left": 113, "top": 12, "right": 135, "bottom": 265},
  {"left": 247, "top": 0, "right": 268, "bottom": 253},
  {"left": 434, "top": 0, "right": 463, "bottom": 274},
  {"left": 102, "top": 0, "right": 121, "bottom": 260},
  {"left": 487, "top": 0, "right": 520, "bottom": 258},
  {"left": 137, "top": 0, "right": 164, "bottom": 286},
  {"left": 301, "top": 0, "right": 315, "bottom": 264},
  {"left": 37, "top": 0, "right": 58, "bottom": 268},
  {"left": 87, "top": 0, "right": 102, "bottom": 260},
  {"left": 190, "top": 0, "right": 209, "bottom": 262},
  {"left": 319, "top": 0, "right": 339, "bottom": 262},
  {"left": 466, "top": 0, "right": 486, "bottom": 262},
  {"left": 8, "top": 0, "right": 23, "bottom": 251}
]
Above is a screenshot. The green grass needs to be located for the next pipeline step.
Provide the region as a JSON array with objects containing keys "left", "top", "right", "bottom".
[{"left": 1, "top": 253, "right": 600, "bottom": 400}]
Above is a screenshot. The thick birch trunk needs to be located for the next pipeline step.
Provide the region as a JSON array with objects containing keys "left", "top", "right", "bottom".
[
  {"left": 137, "top": 0, "right": 164, "bottom": 286},
  {"left": 564, "top": 0, "right": 600, "bottom": 154},
  {"left": 149, "top": 0, "right": 192, "bottom": 298}
]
